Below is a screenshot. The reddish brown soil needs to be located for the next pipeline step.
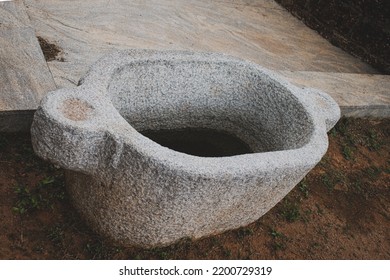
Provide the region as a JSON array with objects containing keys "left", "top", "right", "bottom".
[{"left": 0, "top": 118, "right": 389, "bottom": 259}]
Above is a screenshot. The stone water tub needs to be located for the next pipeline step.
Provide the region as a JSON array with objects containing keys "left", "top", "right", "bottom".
[{"left": 31, "top": 50, "right": 340, "bottom": 247}]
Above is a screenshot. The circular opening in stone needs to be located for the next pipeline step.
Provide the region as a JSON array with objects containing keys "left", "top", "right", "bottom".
[
  {"left": 107, "top": 59, "right": 314, "bottom": 157},
  {"left": 141, "top": 128, "right": 252, "bottom": 157}
]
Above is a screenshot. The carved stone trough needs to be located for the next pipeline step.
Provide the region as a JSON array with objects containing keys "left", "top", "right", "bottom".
[{"left": 31, "top": 50, "right": 340, "bottom": 248}]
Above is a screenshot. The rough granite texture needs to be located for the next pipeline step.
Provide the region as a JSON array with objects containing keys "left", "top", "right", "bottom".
[
  {"left": 0, "top": 0, "right": 56, "bottom": 131},
  {"left": 31, "top": 50, "right": 340, "bottom": 248}
]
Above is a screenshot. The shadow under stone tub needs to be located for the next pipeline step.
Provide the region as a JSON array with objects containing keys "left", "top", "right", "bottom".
[{"left": 31, "top": 50, "right": 340, "bottom": 248}]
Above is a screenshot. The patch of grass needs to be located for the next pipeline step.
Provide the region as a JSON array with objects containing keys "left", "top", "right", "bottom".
[
  {"left": 310, "top": 242, "right": 321, "bottom": 250},
  {"left": 148, "top": 247, "right": 170, "bottom": 260},
  {"left": 350, "top": 181, "right": 364, "bottom": 195},
  {"left": 329, "top": 126, "right": 338, "bottom": 137},
  {"left": 342, "top": 144, "right": 354, "bottom": 160},
  {"left": 365, "top": 166, "right": 382, "bottom": 179},
  {"left": 367, "top": 130, "right": 382, "bottom": 151},
  {"left": 237, "top": 227, "right": 253, "bottom": 239},
  {"left": 321, "top": 174, "right": 333, "bottom": 190},
  {"left": 321, "top": 171, "right": 345, "bottom": 192},
  {"left": 13, "top": 175, "right": 65, "bottom": 215},
  {"left": 222, "top": 247, "right": 232, "bottom": 258},
  {"left": 33, "top": 245, "right": 45, "bottom": 254},
  {"left": 333, "top": 118, "right": 348, "bottom": 135},
  {"left": 272, "top": 242, "right": 285, "bottom": 251},
  {"left": 132, "top": 254, "right": 142, "bottom": 260},
  {"left": 86, "top": 242, "right": 106, "bottom": 259},
  {"left": 348, "top": 173, "right": 372, "bottom": 198},
  {"left": 301, "top": 208, "right": 313, "bottom": 223},
  {"left": 270, "top": 229, "right": 285, "bottom": 239},
  {"left": 270, "top": 229, "right": 288, "bottom": 251},
  {"left": 334, "top": 117, "right": 375, "bottom": 161},
  {"left": 298, "top": 178, "right": 309, "bottom": 198},
  {"left": 47, "top": 224, "right": 65, "bottom": 246},
  {"left": 281, "top": 200, "right": 300, "bottom": 222},
  {"left": 318, "top": 155, "right": 331, "bottom": 168},
  {"left": 335, "top": 118, "right": 384, "bottom": 154},
  {"left": 13, "top": 185, "right": 44, "bottom": 214},
  {"left": 208, "top": 236, "right": 221, "bottom": 247},
  {"left": 315, "top": 204, "right": 324, "bottom": 215},
  {"left": 86, "top": 240, "right": 120, "bottom": 260}
]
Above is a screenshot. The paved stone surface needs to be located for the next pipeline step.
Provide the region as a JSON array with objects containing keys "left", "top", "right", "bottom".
[
  {"left": 279, "top": 71, "right": 390, "bottom": 118},
  {"left": 0, "top": 0, "right": 56, "bottom": 131},
  {"left": 24, "top": 0, "right": 377, "bottom": 88},
  {"left": 31, "top": 50, "right": 340, "bottom": 247},
  {"left": 0, "top": 0, "right": 388, "bottom": 131}
]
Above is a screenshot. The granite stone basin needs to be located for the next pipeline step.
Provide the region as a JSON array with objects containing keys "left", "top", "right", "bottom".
[{"left": 31, "top": 50, "right": 340, "bottom": 247}]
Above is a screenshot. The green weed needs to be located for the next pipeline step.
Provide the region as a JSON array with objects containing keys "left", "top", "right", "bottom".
[
  {"left": 350, "top": 181, "right": 364, "bottom": 194},
  {"left": 365, "top": 166, "right": 381, "bottom": 179},
  {"left": 223, "top": 248, "right": 232, "bottom": 258},
  {"left": 148, "top": 247, "right": 170, "bottom": 260},
  {"left": 272, "top": 242, "right": 286, "bottom": 251},
  {"left": 270, "top": 229, "right": 285, "bottom": 239},
  {"left": 315, "top": 204, "right": 324, "bottom": 215},
  {"left": 333, "top": 117, "right": 350, "bottom": 136},
  {"left": 321, "top": 171, "right": 345, "bottom": 191},
  {"left": 270, "top": 229, "right": 287, "bottom": 251},
  {"left": 237, "top": 227, "right": 253, "bottom": 239},
  {"left": 367, "top": 130, "right": 382, "bottom": 151},
  {"left": 12, "top": 175, "right": 65, "bottom": 215},
  {"left": 298, "top": 179, "right": 309, "bottom": 198},
  {"left": 329, "top": 127, "right": 338, "bottom": 137},
  {"left": 301, "top": 208, "right": 313, "bottom": 223},
  {"left": 321, "top": 174, "right": 333, "bottom": 190},
  {"left": 86, "top": 241, "right": 119, "bottom": 259},
  {"left": 86, "top": 242, "right": 106, "bottom": 259},
  {"left": 47, "top": 224, "right": 65, "bottom": 246},
  {"left": 281, "top": 200, "right": 300, "bottom": 222},
  {"left": 13, "top": 185, "right": 44, "bottom": 214},
  {"left": 342, "top": 145, "right": 354, "bottom": 160}
]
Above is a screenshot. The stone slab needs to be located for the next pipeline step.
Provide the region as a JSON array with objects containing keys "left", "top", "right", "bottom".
[
  {"left": 0, "top": 0, "right": 388, "bottom": 130},
  {"left": 24, "top": 0, "right": 377, "bottom": 88},
  {"left": 279, "top": 71, "right": 390, "bottom": 118},
  {"left": 0, "top": 0, "right": 56, "bottom": 131},
  {"left": 0, "top": 0, "right": 30, "bottom": 27}
]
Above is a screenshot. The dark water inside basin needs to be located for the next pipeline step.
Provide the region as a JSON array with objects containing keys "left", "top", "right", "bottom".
[{"left": 141, "top": 128, "right": 253, "bottom": 157}]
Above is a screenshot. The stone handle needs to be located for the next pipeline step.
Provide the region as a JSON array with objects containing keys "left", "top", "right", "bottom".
[
  {"left": 302, "top": 88, "right": 341, "bottom": 132},
  {"left": 31, "top": 89, "right": 107, "bottom": 174}
]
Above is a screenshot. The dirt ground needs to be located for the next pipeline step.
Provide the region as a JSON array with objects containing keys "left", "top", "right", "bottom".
[
  {"left": 275, "top": 0, "right": 390, "bottom": 74},
  {"left": 0, "top": 118, "right": 389, "bottom": 260}
]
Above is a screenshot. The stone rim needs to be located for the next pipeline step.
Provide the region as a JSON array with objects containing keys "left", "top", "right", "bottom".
[{"left": 34, "top": 49, "right": 339, "bottom": 177}]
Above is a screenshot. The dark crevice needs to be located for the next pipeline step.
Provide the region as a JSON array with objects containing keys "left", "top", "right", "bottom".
[{"left": 37, "top": 36, "right": 64, "bottom": 62}]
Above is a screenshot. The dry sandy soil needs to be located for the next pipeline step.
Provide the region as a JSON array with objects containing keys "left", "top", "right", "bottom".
[{"left": 0, "top": 118, "right": 389, "bottom": 259}]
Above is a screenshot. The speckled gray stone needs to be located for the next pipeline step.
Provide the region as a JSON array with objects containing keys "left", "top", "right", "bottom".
[{"left": 31, "top": 49, "right": 340, "bottom": 248}]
